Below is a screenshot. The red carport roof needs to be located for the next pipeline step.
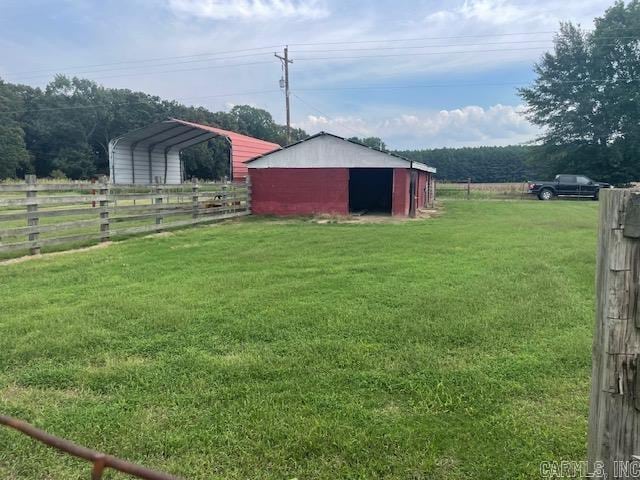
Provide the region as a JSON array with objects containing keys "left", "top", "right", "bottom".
[{"left": 170, "top": 119, "right": 281, "bottom": 179}]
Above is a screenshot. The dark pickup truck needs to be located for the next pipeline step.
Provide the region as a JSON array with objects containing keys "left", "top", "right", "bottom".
[{"left": 528, "top": 174, "right": 612, "bottom": 200}]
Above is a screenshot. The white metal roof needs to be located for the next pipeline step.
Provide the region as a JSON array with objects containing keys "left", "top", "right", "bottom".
[{"left": 246, "top": 132, "right": 436, "bottom": 173}]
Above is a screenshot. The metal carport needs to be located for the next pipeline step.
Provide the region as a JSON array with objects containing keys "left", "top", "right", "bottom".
[{"left": 108, "top": 118, "right": 280, "bottom": 185}]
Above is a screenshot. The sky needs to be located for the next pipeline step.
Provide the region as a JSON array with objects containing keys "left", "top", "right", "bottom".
[{"left": 0, "top": 0, "right": 617, "bottom": 149}]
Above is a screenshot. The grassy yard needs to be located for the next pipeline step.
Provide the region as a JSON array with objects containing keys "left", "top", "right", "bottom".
[{"left": 0, "top": 200, "right": 598, "bottom": 479}]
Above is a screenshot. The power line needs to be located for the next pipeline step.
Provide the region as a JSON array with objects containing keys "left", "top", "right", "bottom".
[
  {"left": 295, "top": 77, "right": 640, "bottom": 92},
  {"left": 291, "top": 39, "right": 555, "bottom": 54},
  {"left": 289, "top": 30, "right": 558, "bottom": 46},
  {"left": 10, "top": 39, "right": 633, "bottom": 83},
  {"left": 291, "top": 36, "right": 640, "bottom": 55},
  {"left": 294, "top": 45, "right": 590, "bottom": 61},
  {"left": 10, "top": 39, "right": 560, "bottom": 81},
  {"left": 10, "top": 59, "right": 277, "bottom": 83},
  {"left": 5, "top": 28, "right": 638, "bottom": 80},
  {"left": 287, "top": 27, "right": 638, "bottom": 46},
  {"left": 11, "top": 52, "right": 280, "bottom": 82},
  {"left": 7, "top": 43, "right": 610, "bottom": 84},
  {"left": 8, "top": 45, "right": 285, "bottom": 76},
  {"left": 292, "top": 92, "right": 369, "bottom": 138},
  {"left": 0, "top": 89, "right": 281, "bottom": 116}
]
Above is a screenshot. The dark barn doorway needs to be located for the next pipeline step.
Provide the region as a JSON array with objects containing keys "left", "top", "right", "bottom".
[{"left": 349, "top": 168, "right": 393, "bottom": 214}]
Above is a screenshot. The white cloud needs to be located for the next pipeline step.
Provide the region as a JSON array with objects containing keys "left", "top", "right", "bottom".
[
  {"left": 167, "top": 0, "right": 329, "bottom": 20},
  {"left": 294, "top": 104, "right": 541, "bottom": 149},
  {"left": 422, "top": 0, "right": 608, "bottom": 31}
]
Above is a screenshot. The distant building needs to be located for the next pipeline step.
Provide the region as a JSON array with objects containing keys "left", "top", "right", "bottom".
[{"left": 246, "top": 132, "right": 436, "bottom": 217}]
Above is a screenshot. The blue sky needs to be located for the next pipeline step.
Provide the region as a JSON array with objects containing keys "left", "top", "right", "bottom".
[{"left": 0, "top": 0, "right": 616, "bottom": 149}]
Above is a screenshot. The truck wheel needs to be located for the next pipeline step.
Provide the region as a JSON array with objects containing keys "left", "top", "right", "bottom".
[{"left": 539, "top": 188, "right": 554, "bottom": 201}]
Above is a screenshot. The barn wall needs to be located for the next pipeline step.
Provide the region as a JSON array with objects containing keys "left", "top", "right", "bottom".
[
  {"left": 249, "top": 168, "right": 349, "bottom": 216},
  {"left": 392, "top": 169, "right": 410, "bottom": 217}
]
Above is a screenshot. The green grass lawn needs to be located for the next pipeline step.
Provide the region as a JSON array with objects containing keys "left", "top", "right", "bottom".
[{"left": 0, "top": 200, "right": 598, "bottom": 479}]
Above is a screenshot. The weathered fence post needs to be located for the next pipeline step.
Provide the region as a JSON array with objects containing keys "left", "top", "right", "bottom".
[
  {"left": 154, "top": 176, "right": 163, "bottom": 229},
  {"left": 466, "top": 177, "right": 471, "bottom": 200},
  {"left": 222, "top": 183, "right": 228, "bottom": 214},
  {"left": 25, "top": 174, "right": 40, "bottom": 255},
  {"left": 98, "top": 176, "right": 110, "bottom": 242},
  {"left": 191, "top": 178, "right": 199, "bottom": 219},
  {"left": 588, "top": 189, "right": 640, "bottom": 478}
]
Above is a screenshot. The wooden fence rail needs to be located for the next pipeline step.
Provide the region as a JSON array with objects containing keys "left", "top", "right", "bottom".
[{"left": 0, "top": 176, "right": 251, "bottom": 256}]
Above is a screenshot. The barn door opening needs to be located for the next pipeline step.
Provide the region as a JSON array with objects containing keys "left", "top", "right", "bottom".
[{"left": 349, "top": 168, "right": 393, "bottom": 214}]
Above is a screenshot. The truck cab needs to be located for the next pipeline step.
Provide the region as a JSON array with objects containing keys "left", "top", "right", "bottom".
[{"left": 528, "top": 175, "right": 611, "bottom": 200}]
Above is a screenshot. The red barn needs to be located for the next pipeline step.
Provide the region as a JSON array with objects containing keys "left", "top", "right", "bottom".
[{"left": 247, "top": 132, "right": 436, "bottom": 217}]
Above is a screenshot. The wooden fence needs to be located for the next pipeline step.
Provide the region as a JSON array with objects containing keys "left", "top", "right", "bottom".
[
  {"left": 435, "top": 180, "right": 529, "bottom": 200},
  {"left": 0, "top": 176, "right": 251, "bottom": 256}
]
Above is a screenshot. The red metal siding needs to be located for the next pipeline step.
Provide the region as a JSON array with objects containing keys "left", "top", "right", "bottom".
[
  {"left": 171, "top": 119, "right": 280, "bottom": 180},
  {"left": 392, "top": 169, "right": 410, "bottom": 216},
  {"left": 249, "top": 168, "right": 349, "bottom": 216}
]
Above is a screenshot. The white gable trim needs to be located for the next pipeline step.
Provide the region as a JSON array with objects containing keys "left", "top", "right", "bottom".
[{"left": 247, "top": 134, "right": 436, "bottom": 173}]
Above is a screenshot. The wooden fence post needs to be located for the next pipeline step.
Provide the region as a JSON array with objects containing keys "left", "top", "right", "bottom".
[
  {"left": 222, "top": 183, "right": 228, "bottom": 214},
  {"left": 466, "top": 177, "right": 471, "bottom": 200},
  {"left": 588, "top": 189, "right": 640, "bottom": 477},
  {"left": 25, "top": 174, "right": 40, "bottom": 255},
  {"left": 154, "top": 176, "right": 163, "bottom": 229},
  {"left": 191, "top": 178, "right": 199, "bottom": 219},
  {"left": 99, "top": 176, "right": 110, "bottom": 242}
]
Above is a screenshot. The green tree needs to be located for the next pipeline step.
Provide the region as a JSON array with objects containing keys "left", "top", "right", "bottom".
[
  {"left": 0, "top": 123, "right": 30, "bottom": 178},
  {"left": 348, "top": 136, "right": 387, "bottom": 150},
  {"left": 0, "top": 79, "right": 31, "bottom": 178},
  {"left": 520, "top": 1, "right": 640, "bottom": 184},
  {"left": 182, "top": 138, "right": 230, "bottom": 180}
]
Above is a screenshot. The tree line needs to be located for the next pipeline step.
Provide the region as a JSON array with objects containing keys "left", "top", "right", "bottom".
[
  {"left": 0, "top": 75, "right": 307, "bottom": 181},
  {"left": 396, "top": 145, "right": 543, "bottom": 182}
]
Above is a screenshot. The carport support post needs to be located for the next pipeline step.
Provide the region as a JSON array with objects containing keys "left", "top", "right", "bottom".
[
  {"left": 25, "top": 174, "right": 40, "bottom": 255},
  {"left": 588, "top": 189, "right": 640, "bottom": 477},
  {"left": 191, "top": 178, "right": 199, "bottom": 219},
  {"left": 154, "top": 176, "right": 163, "bottom": 229}
]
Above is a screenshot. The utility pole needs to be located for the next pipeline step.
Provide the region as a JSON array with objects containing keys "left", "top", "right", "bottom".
[{"left": 275, "top": 46, "right": 293, "bottom": 144}]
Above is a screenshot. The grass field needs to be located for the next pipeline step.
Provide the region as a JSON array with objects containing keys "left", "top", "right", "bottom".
[{"left": 0, "top": 199, "right": 599, "bottom": 479}]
